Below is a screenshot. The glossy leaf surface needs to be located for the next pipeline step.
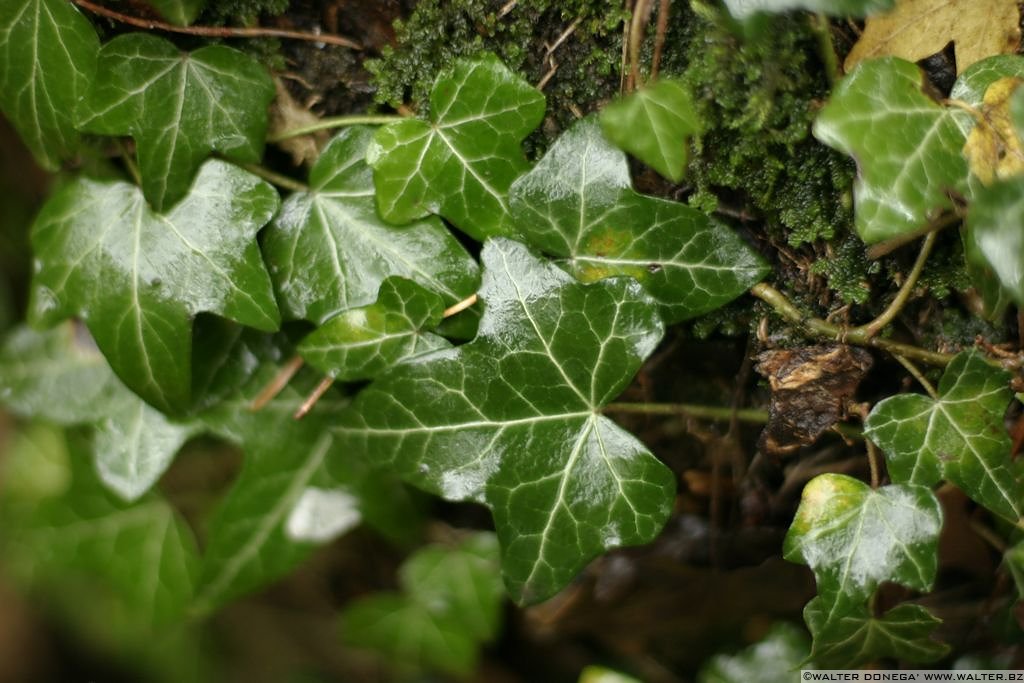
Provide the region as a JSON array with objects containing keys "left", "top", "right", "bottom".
[
  {"left": 814, "top": 57, "right": 969, "bottom": 244},
  {"left": 76, "top": 34, "right": 274, "bottom": 210},
  {"left": 723, "top": 0, "right": 893, "bottom": 19},
  {"left": 0, "top": 0, "right": 98, "bottom": 170},
  {"left": 263, "top": 127, "right": 478, "bottom": 325},
  {"left": 697, "top": 623, "right": 810, "bottom": 683},
  {"left": 28, "top": 160, "right": 280, "bottom": 413},
  {"left": 965, "top": 177, "right": 1024, "bottom": 309},
  {"left": 599, "top": 79, "right": 700, "bottom": 182},
  {"left": 299, "top": 277, "right": 450, "bottom": 380},
  {"left": 367, "top": 54, "right": 545, "bottom": 240},
  {"left": 0, "top": 324, "right": 196, "bottom": 501},
  {"left": 509, "top": 119, "right": 768, "bottom": 323},
  {"left": 865, "top": 349, "right": 1023, "bottom": 523},
  {"left": 783, "top": 474, "right": 942, "bottom": 603},
  {"left": 336, "top": 239, "right": 674, "bottom": 604}
]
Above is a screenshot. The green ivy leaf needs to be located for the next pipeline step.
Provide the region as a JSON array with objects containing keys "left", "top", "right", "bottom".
[
  {"left": 263, "top": 127, "right": 479, "bottom": 326},
  {"left": 1007, "top": 541, "right": 1024, "bottom": 598},
  {"left": 367, "top": 54, "right": 545, "bottom": 240},
  {"left": 509, "top": 119, "right": 768, "bottom": 323},
  {"left": 0, "top": 0, "right": 99, "bottom": 170},
  {"left": 336, "top": 238, "right": 675, "bottom": 604},
  {"left": 144, "top": 0, "right": 206, "bottom": 26},
  {"left": 804, "top": 598, "right": 949, "bottom": 668},
  {"left": 599, "top": 79, "right": 700, "bottom": 182},
  {"left": 723, "top": 0, "right": 893, "bottom": 19},
  {"left": 865, "top": 349, "right": 1023, "bottom": 524},
  {"left": 950, "top": 55, "right": 1024, "bottom": 112},
  {"left": 783, "top": 474, "right": 942, "bottom": 604},
  {"left": 0, "top": 324, "right": 197, "bottom": 502},
  {"left": 813, "top": 57, "right": 969, "bottom": 244},
  {"left": 5, "top": 433, "right": 199, "bottom": 626},
  {"left": 29, "top": 160, "right": 280, "bottom": 413},
  {"left": 697, "top": 623, "right": 810, "bottom": 683},
  {"left": 299, "top": 277, "right": 450, "bottom": 381},
  {"left": 76, "top": 34, "right": 275, "bottom": 210},
  {"left": 341, "top": 533, "right": 503, "bottom": 676},
  {"left": 965, "top": 177, "right": 1024, "bottom": 309}
]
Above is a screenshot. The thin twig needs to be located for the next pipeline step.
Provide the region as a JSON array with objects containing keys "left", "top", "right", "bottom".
[
  {"left": 71, "top": 0, "right": 362, "bottom": 49},
  {"left": 442, "top": 293, "right": 478, "bottom": 318},
  {"left": 545, "top": 17, "right": 582, "bottom": 58},
  {"left": 866, "top": 211, "right": 960, "bottom": 259},
  {"left": 893, "top": 353, "right": 939, "bottom": 399},
  {"left": 250, "top": 356, "right": 304, "bottom": 411},
  {"left": 239, "top": 162, "right": 308, "bottom": 193},
  {"left": 865, "top": 437, "right": 882, "bottom": 488},
  {"left": 650, "top": 0, "right": 670, "bottom": 80},
  {"left": 294, "top": 377, "right": 335, "bottom": 419},
  {"left": 627, "top": 0, "right": 653, "bottom": 91},
  {"left": 853, "top": 230, "right": 937, "bottom": 339},
  {"left": 268, "top": 114, "right": 406, "bottom": 142},
  {"left": 603, "top": 401, "right": 863, "bottom": 438},
  {"left": 620, "top": 0, "right": 633, "bottom": 93}
]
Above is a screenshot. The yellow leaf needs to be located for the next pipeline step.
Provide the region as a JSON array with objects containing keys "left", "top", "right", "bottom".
[
  {"left": 962, "top": 77, "right": 1024, "bottom": 185},
  {"left": 844, "top": 0, "right": 1020, "bottom": 75}
]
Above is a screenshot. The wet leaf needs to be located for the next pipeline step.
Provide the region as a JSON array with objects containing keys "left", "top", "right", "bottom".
[
  {"left": 784, "top": 474, "right": 942, "bottom": 603},
  {"left": 599, "top": 79, "right": 701, "bottom": 182},
  {"left": 697, "top": 623, "right": 811, "bottom": 683},
  {"left": 341, "top": 533, "right": 503, "bottom": 676},
  {"left": 299, "top": 276, "right": 450, "bottom": 381},
  {"left": 804, "top": 598, "right": 949, "bottom": 668},
  {"left": 814, "top": 57, "right": 970, "bottom": 244},
  {"left": 28, "top": 160, "right": 280, "bottom": 413},
  {"left": 865, "top": 349, "right": 1023, "bottom": 523},
  {"left": 0, "top": 0, "right": 99, "bottom": 170},
  {"left": 0, "top": 324, "right": 197, "bottom": 501},
  {"left": 336, "top": 239, "right": 675, "bottom": 604},
  {"left": 263, "top": 127, "right": 478, "bottom": 325},
  {"left": 509, "top": 118, "right": 768, "bottom": 324},
  {"left": 845, "top": 0, "right": 1020, "bottom": 75},
  {"left": 76, "top": 34, "right": 275, "bottom": 210},
  {"left": 723, "top": 0, "right": 893, "bottom": 19},
  {"left": 367, "top": 54, "right": 545, "bottom": 240},
  {"left": 965, "top": 176, "right": 1024, "bottom": 311}
]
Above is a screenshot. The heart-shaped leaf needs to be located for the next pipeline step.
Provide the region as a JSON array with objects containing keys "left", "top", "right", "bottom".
[
  {"left": 599, "top": 79, "right": 701, "bottom": 182},
  {"left": 509, "top": 118, "right": 768, "bottom": 323},
  {"left": 367, "top": 54, "right": 545, "bottom": 240},
  {"left": 299, "top": 276, "right": 450, "bottom": 381},
  {"left": 783, "top": 474, "right": 942, "bottom": 603},
  {"left": 814, "top": 57, "right": 969, "bottom": 244},
  {"left": 28, "top": 160, "right": 280, "bottom": 413},
  {"left": 804, "top": 598, "right": 949, "bottom": 668},
  {"left": 76, "top": 34, "right": 275, "bottom": 210},
  {"left": 0, "top": 0, "right": 99, "bottom": 170},
  {"left": 865, "top": 349, "right": 1023, "bottom": 523},
  {"left": 263, "top": 127, "right": 479, "bottom": 326},
  {"left": 0, "top": 323, "right": 197, "bottom": 502},
  {"left": 336, "top": 238, "right": 675, "bottom": 604}
]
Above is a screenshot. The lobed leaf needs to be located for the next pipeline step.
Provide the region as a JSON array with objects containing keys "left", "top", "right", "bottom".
[
  {"left": 299, "top": 276, "right": 450, "bottom": 381},
  {"left": 599, "top": 79, "right": 701, "bottom": 182},
  {"left": 76, "top": 34, "right": 275, "bottom": 210},
  {"left": 336, "top": 238, "right": 675, "bottom": 604},
  {"left": 263, "top": 127, "right": 479, "bottom": 325},
  {"left": 367, "top": 54, "right": 545, "bottom": 240},
  {"left": 813, "top": 57, "right": 969, "bottom": 244},
  {"left": 509, "top": 118, "right": 768, "bottom": 323},
  {"left": 28, "top": 160, "right": 280, "bottom": 413},
  {"left": 0, "top": 0, "right": 99, "bottom": 170},
  {"left": 865, "top": 349, "right": 1024, "bottom": 523}
]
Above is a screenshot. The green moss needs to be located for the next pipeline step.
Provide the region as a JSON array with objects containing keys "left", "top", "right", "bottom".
[
  {"left": 200, "top": 0, "right": 288, "bottom": 24},
  {"left": 810, "top": 235, "right": 877, "bottom": 305}
]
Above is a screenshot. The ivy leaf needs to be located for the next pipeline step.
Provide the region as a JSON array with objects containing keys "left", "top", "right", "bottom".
[
  {"left": 5, "top": 433, "right": 199, "bottom": 626},
  {"left": 336, "top": 238, "right": 675, "bottom": 604},
  {"left": 804, "top": 598, "right": 949, "bottom": 668},
  {"left": 28, "top": 160, "right": 281, "bottom": 414},
  {"left": 0, "top": 324, "right": 197, "bottom": 502},
  {"left": 599, "top": 79, "right": 701, "bottom": 182},
  {"left": 783, "top": 474, "right": 942, "bottom": 603},
  {"left": 263, "top": 127, "right": 479, "bottom": 326},
  {"left": 341, "top": 533, "right": 503, "bottom": 676},
  {"left": 144, "top": 0, "right": 205, "bottom": 26},
  {"left": 865, "top": 349, "right": 1023, "bottom": 523},
  {"left": 0, "top": 0, "right": 99, "bottom": 170},
  {"left": 722, "top": 0, "right": 894, "bottom": 19},
  {"left": 1007, "top": 541, "right": 1024, "bottom": 598},
  {"left": 76, "top": 34, "right": 275, "bottom": 210},
  {"left": 509, "top": 119, "right": 768, "bottom": 323},
  {"left": 964, "top": 177, "right": 1024, "bottom": 310},
  {"left": 299, "top": 277, "right": 450, "bottom": 381},
  {"left": 813, "top": 57, "right": 969, "bottom": 244},
  {"left": 697, "top": 623, "right": 811, "bottom": 683},
  {"left": 367, "top": 54, "right": 545, "bottom": 240}
]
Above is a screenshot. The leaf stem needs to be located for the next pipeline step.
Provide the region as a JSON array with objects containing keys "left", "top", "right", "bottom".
[
  {"left": 117, "top": 140, "right": 142, "bottom": 186},
  {"left": 866, "top": 211, "right": 960, "bottom": 259},
  {"left": 239, "top": 162, "right": 308, "bottom": 193},
  {"left": 852, "top": 231, "right": 937, "bottom": 339},
  {"left": 749, "top": 282, "right": 955, "bottom": 366},
  {"left": 250, "top": 356, "right": 304, "bottom": 411},
  {"left": 268, "top": 115, "right": 406, "bottom": 142},
  {"left": 71, "top": 0, "right": 362, "bottom": 49},
  {"left": 893, "top": 353, "right": 939, "bottom": 399},
  {"left": 650, "top": 0, "right": 670, "bottom": 80},
  {"left": 810, "top": 14, "right": 840, "bottom": 87},
  {"left": 294, "top": 377, "right": 334, "bottom": 419},
  {"left": 442, "top": 293, "right": 478, "bottom": 319}
]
